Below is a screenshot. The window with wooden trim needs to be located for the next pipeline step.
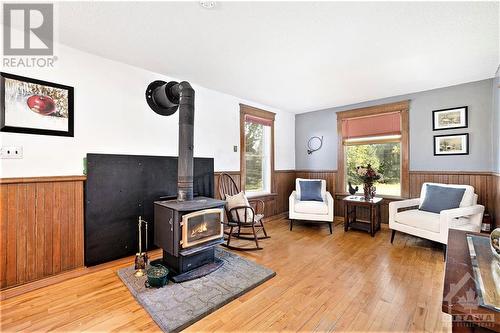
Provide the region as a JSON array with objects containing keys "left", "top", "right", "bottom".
[
  {"left": 240, "top": 104, "right": 275, "bottom": 195},
  {"left": 337, "top": 101, "right": 410, "bottom": 198}
]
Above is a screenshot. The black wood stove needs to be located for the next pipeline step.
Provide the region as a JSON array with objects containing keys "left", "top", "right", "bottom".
[
  {"left": 146, "top": 80, "right": 226, "bottom": 282},
  {"left": 154, "top": 197, "right": 225, "bottom": 282}
]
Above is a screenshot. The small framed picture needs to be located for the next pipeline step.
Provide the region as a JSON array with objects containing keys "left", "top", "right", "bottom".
[
  {"left": 432, "top": 106, "right": 468, "bottom": 131},
  {"left": 1, "top": 72, "right": 74, "bottom": 137},
  {"left": 434, "top": 133, "right": 469, "bottom": 156}
]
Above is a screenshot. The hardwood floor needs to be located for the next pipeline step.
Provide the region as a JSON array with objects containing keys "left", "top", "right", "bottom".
[{"left": 0, "top": 218, "right": 451, "bottom": 332}]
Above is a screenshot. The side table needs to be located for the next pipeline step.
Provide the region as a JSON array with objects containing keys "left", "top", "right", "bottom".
[{"left": 343, "top": 196, "right": 383, "bottom": 237}]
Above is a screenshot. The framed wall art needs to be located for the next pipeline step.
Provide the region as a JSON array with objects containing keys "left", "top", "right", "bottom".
[
  {"left": 433, "top": 133, "right": 469, "bottom": 156},
  {"left": 1, "top": 72, "right": 74, "bottom": 137},
  {"left": 432, "top": 106, "right": 468, "bottom": 131}
]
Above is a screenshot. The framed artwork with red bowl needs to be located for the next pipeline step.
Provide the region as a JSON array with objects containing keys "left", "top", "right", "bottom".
[{"left": 1, "top": 72, "right": 74, "bottom": 137}]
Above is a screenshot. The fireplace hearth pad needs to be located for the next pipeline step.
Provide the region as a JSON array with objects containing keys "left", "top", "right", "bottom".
[{"left": 117, "top": 248, "right": 275, "bottom": 332}]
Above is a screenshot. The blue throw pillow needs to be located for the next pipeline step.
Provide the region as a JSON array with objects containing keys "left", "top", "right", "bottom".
[
  {"left": 299, "top": 180, "right": 323, "bottom": 202},
  {"left": 419, "top": 184, "right": 466, "bottom": 214}
]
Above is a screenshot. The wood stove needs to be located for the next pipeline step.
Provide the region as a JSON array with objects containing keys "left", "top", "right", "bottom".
[
  {"left": 147, "top": 80, "right": 226, "bottom": 282},
  {"left": 154, "top": 197, "right": 225, "bottom": 282}
]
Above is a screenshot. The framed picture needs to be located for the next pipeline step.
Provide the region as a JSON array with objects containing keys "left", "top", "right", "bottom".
[
  {"left": 433, "top": 133, "right": 469, "bottom": 156},
  {"left": 432, "top": 106, "right": 468, "bottom": 131},
  {"left": 1, "top": 72, "right": 74, "bottom": 137}
]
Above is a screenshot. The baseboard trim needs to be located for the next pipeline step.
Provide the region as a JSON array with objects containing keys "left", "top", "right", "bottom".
[
  {"left": 0, "top": 249, "right": 163, "bottom": 301},
  {"left": 0, "top": 268, "right": 87, "bottom": 301}
]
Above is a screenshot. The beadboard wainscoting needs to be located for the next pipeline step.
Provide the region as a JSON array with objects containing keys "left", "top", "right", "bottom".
[
  {"left": 214, "top": 171, "right": 241, "bottom": 200},
  {"left": 1, "top": 170, "right": 498, "bottom": 295},
  {"left": 216, "top": 170, "right": 499, "bottom": 227},
  {"left": 0, "top": 176, "right": 86, "bottom": 290},
  {"left": 409, "top": 171, "right": 495, "bottom": 214},
  {"left": 295, "top": 170, "right": 337, "bottom": 194},
  {"left": 214, "top": 171, "right": 288, "bottom": 218},
  {"left": 274, "top": 170, "right": 296, "bottom": 214},
  {"left": 215, "top": 170, "right": 336, "bottom": 218},
  {"left": 494, "top": 174, "right": 500, "bottom": 228}
]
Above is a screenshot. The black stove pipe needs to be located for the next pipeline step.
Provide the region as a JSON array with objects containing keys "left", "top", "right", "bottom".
[{"left": 146, "top": 80, "right": 195, "bottom": 201}]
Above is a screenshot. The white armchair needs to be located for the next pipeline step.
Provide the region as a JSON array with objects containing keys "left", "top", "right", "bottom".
[
  {"left": 289, "top": 178, "right": 334, "bottom": 234},
  {"left": 389, "top": 183, "right": 484, "bottom": 247}
]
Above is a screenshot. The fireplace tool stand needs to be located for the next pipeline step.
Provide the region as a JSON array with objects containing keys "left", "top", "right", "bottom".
[{"left": 134, "top": 216, "right": 149, "bottom": 277}]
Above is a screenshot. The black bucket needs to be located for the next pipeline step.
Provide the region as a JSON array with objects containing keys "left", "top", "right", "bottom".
[{"left": 145, "top": 261, "right": 169, "bottom": 288}]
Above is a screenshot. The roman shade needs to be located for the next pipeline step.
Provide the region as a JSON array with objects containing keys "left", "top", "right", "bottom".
[
  {"left": 342, "top": 112, "right": 401, "bottom": 139},
  {"left": 245, "top": 114, "right": 273, "bottom": 126}
]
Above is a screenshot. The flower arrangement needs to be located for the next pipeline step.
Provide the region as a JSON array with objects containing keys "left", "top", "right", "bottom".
[
  {"left": 355, "top": 164, "right": 381, "bottom": 184},
  {"left": 355, "top": 164, "right": 381, "bottom": 200}
]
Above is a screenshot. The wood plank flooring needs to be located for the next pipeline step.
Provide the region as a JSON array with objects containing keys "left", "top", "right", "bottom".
[{"left": 0, "top": 218, "right": 451, "bottom": 332}]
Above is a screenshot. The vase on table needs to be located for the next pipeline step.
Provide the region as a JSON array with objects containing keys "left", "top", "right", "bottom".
[
  {"left": 363, "top": 182, "right": 374, "bottom": 200},
  {"left": 356, "top": 164, "right": 381, "bottom": 201}
]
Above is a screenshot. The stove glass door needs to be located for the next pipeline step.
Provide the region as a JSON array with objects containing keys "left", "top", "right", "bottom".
[{"left": 182, "top": 208, "right": 223, "bottom": 248}]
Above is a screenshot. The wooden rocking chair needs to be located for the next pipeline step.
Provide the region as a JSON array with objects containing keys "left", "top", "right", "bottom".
[{"left": 218, "top": 173, "right": 270, "bottom": 251}]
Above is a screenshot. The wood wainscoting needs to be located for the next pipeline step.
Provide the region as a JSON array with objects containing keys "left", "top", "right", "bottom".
[
  {"left": 214, "top": 171, "right": 290, "bottom": 218},
  {"left": 215, "top": 170, "right": 337, "bottom": 218},
  {"left": 409, "top": 171, "right": 497, "bottom": 228},
  {"left": 335, "top": 171, "right": 498, "bottom": 225},
  {"left": 0, "top": 170, "right": 497, "bottom": 297},
  {"left": 0, "top": 176, "right": 86, "bottom": 290},
  {"left": 295, "top": 170, "right": 337, "bottom": 194},
  {"left": 213, "top": 171, "right": 241, "bottom": 200},
  {"left": 217, "top": 169, "right": 499, "bottom": 227},
  {"left": 274, "top": 170, "right": 296, "bottom": 214},
  {"left": 334, "top": 194, "right": 397, "bottom": 224},
  {"left": 494, "top": 173, "right": 500, "bottom": 229}
]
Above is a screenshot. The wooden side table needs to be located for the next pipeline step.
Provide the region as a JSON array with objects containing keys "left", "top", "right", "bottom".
[{"left": 343, "top": 196, "right": 382, "bottom": 237}]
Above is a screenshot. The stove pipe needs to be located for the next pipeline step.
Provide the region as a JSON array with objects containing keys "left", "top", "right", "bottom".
[{"left": 146, "top": 80, "right": 195, "bottom": 201}]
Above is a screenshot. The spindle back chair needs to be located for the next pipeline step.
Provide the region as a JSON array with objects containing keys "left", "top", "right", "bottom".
[{"left": 217, "top": 173, "right": 270, "bottom": 251}]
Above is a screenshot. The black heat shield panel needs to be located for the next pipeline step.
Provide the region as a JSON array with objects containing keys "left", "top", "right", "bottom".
[{"left": 84, "top": 153, "right": 214, "bottom": 266}]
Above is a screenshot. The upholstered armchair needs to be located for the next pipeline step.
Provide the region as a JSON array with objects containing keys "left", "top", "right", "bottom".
[
  {"left": 289, "top": 178, "right": 334, "bottom": 234},
  {"left": 389, "top": 183, "right": 484, "bottom": 248}
]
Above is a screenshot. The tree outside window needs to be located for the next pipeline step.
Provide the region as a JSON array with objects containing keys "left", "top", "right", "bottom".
[
  {"left": 346, "top": 142, "right": 401, "bottom": 196},
  {"left": 245, "top": 121, "right": 271, "bottom": 192}
]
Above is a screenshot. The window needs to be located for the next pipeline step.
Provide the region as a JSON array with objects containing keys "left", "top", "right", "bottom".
[
  {"left": 240, "top": 104, "right": 275, "bottom": 195},
  {"left": 245, "top": 121, "right": 271, "bottom": 192},
  {"left": 345, "top": 140, "right": 401, "bottom": 196},
  {"left": 337, "top": 101, "right": 409, "bottom": 198}
]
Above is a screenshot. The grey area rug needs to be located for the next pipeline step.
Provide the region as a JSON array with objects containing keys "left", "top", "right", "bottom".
[{"left": 117, "top": 247, "right": 275, "bottom": 332}]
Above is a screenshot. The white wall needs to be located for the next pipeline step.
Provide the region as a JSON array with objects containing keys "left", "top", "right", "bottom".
[{"left": 0, "top": 44, "right": 295, "bottom": 177}]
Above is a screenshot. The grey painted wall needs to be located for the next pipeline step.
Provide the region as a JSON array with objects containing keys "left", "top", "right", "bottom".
[
  {"left": 295, "top": 79, "right": 494, "bottom": 172},
  {"left": 493, "top": 71, "right": 500, "bottom": 173}
]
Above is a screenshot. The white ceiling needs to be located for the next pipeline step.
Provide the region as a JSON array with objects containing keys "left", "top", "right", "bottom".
[{"left": 57, "top": 1, "right": 499, "bottom": 113}]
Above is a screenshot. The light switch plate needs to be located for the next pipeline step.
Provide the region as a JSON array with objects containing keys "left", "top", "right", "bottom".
[
  {"left": 1, "top": 146, "right": 23, "bottom": 159},
  {"left": 233, "top": 145, "right": 238, "bottom": 152}
]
